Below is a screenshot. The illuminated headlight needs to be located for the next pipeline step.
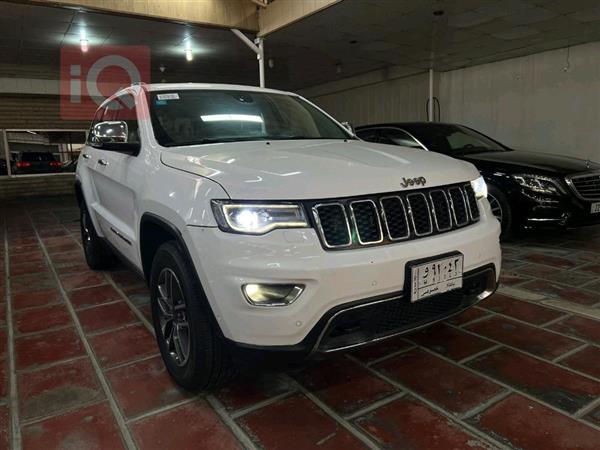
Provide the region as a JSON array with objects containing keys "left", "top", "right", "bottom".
[
  {"left": 242, "top": 283, "right": 304, "bottom": 306},
  {"left": 470, "top": 176, "right": 488, "bottom": 199},
  {"left": 211, "top": 200, "right": 309, "bottom": 234},
  {"left": 513, "top": 174, "right": 563, "bottom": 195}
]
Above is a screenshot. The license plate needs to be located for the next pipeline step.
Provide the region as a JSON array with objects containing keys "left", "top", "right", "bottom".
[
  {"left": 410, "top": 254, "right": 464, "bottom": 303},
  {"left": 592, "top": 202, "right": 600, "bottom": 214}
]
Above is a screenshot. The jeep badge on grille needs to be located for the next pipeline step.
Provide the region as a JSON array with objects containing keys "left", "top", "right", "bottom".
[{"left": 401, "top": 177, "right": 426, "bottom": 188}]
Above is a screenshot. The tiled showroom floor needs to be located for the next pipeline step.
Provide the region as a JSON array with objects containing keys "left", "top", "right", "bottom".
[{"left": 0, "top": 196, "right": 599, "bottom": 449}]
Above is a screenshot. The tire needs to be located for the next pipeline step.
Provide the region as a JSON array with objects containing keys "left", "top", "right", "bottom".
[
  {"left": 150, "top": 241, "right": 235, "bottom": 390},
  {"left": 487, "top": 184, "right": 513, "bottom": 240},
  {"left": 80, "top": 202, "right": 117, "bottom": 270}
]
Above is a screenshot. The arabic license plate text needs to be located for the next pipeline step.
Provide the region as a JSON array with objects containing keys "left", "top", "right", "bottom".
[
  {"left": 591, "top": 202, "right": 600, "bottom": 214},
  {"left": 411, "top": 254, "right": 464, "bottom": 303}
]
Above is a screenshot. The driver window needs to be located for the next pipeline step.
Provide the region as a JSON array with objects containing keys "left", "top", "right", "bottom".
[
  {"left": 87, "top": 107, "right": 106, "bottom": 145},
  {"left": 114, "top": 94, "right": 140, "bottom": 144}
]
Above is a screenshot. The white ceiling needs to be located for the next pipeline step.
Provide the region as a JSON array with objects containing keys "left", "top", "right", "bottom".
[
  {"left": 266, "top": 0, "right": 600, "bottom": 89},
  {"left": 1, "top": 0, "right": 600, "bottom": 90}
]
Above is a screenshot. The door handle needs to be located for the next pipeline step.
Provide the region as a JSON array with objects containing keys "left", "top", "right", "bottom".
[
  {"left": 82, "top": 154, "right": 91, "bottom": 159},
  {"left": 98, "top": 159, "right": 108, "bottom": 166}
]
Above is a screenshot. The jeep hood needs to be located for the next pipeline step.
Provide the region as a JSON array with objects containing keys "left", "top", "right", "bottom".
[{"left": 161, "top": 139, "right": 480, "bottom": 200}]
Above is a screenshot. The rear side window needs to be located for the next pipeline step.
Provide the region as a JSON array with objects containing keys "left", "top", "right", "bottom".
[
  {"left": 378, "top": 129, "right": 422, "bottom": 148},
  {"left": 356, "top": 129, "right": 378, "bottom": 143}
]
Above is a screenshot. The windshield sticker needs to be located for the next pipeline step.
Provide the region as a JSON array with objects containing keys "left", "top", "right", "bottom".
[{"left": 157, "top": 93, "right": 179, "bottom": 101}]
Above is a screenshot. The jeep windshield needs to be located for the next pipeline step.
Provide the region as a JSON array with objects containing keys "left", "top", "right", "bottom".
[{"left": 148, "top": 90, "right": 352, "bottom": 147}]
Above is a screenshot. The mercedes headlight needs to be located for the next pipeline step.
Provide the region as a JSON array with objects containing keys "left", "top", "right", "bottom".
[
  {"left": 513, "top": 174, "right": 563, "bottom": 195},
  {"left": 211, "top": 201, "right": 309, "bottom": 234},
  {"left": 470, "top": 176, "right": 488, "bottom": 199}
]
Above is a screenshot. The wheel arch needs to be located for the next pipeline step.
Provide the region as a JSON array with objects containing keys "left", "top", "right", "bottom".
[{"left": 139, "top": 213, "right": 195, "bottom": 284}]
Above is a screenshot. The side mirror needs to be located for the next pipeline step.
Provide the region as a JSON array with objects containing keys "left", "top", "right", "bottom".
[
  {"left": 341, "top": 121, "right": 355, "bottom": 135},
  {"left": 90, "top": 121, "right": 139, "bottom": 154}
]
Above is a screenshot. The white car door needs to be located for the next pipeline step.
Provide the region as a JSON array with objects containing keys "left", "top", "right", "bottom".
[{"left": 87, "top": 93, "right": 142, "bottom": 266}]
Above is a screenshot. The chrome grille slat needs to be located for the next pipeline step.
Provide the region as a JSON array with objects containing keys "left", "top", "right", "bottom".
[
  {"left": 312, "top": 203, "right": 352, "bottom": 248},
  {"left": 428, "top": 189, "right": 452, "bottom": 232},
  {"left": 380, "top": 196, "right": 410, "bottom": 241},
  {"left": 406, "top": 193, "right": 433, "bottom": 236},
  {"left": 462, "top": 184, "right": 481, "bottom": 221},
  {"left": 349, "top": 200, "right": 383, "bottom": 244},
  {"left": 567, "top": 171, "right": 600, "bottom": 200},
  {"left": 311, "top": 183, "right": 480, "bottom": 250},
  {"left": 448, "top": 187, "right": 469, "bottom": 226}
]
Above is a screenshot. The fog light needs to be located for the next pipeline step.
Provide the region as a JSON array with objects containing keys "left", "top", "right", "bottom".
[{"left": 242, "top": 283, "right": 304, "bottom": 306}]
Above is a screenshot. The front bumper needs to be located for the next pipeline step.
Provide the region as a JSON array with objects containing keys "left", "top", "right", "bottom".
[
  {"left": 186, "top": 199, "right": 501, "bottom": 348},
  {"left": 516, "top": 190, "right": 600, "bottom": 228}
]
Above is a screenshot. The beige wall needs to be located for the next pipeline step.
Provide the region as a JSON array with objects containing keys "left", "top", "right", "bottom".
[
  {"left": 301, "top": 66, "right": 430, "bottom": 125},
  {"left": 440, "top": 41, "right": 600, "bottom": 162},
  {"left": 303, "top": 41, "right": 600, "bottom": 163}
]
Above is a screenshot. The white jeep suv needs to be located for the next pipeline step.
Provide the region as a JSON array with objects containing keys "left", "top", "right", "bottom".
[{"left": 76, "top": 83, "right": 501, "bottom": 389}]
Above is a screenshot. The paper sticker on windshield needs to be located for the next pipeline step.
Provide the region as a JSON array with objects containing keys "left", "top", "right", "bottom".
[{"left": 157, "top": 93, "right": 179, "bottom": 101}]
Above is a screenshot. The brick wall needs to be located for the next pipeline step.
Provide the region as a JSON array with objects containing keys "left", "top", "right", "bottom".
[{"left": 0, "top": 174, "right": 75, "bottom": 201}]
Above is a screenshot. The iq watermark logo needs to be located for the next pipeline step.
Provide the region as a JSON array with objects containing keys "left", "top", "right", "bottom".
[{"left": 60, "top": 45, "right": 150, "bottom": 120}]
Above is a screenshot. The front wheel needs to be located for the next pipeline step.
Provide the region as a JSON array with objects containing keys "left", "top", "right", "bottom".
[
  {"left": 487, "top": 185, "right": 513, "bottom": 240},
  {"left": 150, "top": 241, "right": 235, "bottom": 390}
]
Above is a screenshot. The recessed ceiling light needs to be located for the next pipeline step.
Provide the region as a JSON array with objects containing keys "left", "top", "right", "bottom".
[{"left": 184, "top": 40, "right": 193, "bottom": 61}]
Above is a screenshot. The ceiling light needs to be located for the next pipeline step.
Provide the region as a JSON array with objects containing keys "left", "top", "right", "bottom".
[
  {"left": 184, "top": 39, "right": 193, "bottom": 61},
  {"left": 201, "top": 114, "right": 263, "bottom": 123}
]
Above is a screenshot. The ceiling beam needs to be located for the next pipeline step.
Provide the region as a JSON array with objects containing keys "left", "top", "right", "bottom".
[
  {"left": 258, "top": 0, "right": 340, "bottom": 36},
  {"left": 31, "top": 0, "right": 259, "bottom": 31}
]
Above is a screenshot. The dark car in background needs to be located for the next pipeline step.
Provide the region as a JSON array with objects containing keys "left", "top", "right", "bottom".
[
  {"left": 12, "top": 152, "right": 62, "bottom": 175},
  {"left": 356, "top": 123, "right": 600, "bottom": 238}
]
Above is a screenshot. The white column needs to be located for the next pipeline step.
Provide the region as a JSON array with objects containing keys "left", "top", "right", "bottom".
[
  {"left": 428, "top": 68, "right": 434, "bottom": 122},
  {"left": 2, "top": 130, "right": 10, "bottom": 176}
]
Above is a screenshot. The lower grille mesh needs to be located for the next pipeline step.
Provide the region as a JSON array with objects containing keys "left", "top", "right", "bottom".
[{"left": 316, "top": 267, "right": 494, "bottom": 352}]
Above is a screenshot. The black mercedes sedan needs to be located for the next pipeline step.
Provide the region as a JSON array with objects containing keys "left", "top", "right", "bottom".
[{"left": 355, "top": 122, "right": 600, "bottom": 238}]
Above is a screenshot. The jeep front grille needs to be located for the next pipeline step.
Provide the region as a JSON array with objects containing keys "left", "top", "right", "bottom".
[
  {"left": 568, "top": 172, "right": 600, "bottom": 200},
  {"left": 309, "top": 183, "right": 480, "bottom": 250}
]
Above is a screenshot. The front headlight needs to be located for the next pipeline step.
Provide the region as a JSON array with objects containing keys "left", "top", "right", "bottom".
[
  {"left": 471, "top": 176, "right": 488, "bottom": 199},
  {"left": 513, "top": 174, "right": 563, "bottom": 195},
  {"left": 211, "top": 200, "right": 309, "bottom": 234}
]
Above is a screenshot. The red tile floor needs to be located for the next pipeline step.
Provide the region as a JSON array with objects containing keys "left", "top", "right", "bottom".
[{"left": 1, "top": 196, "right": 599, "bottom": 449}]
